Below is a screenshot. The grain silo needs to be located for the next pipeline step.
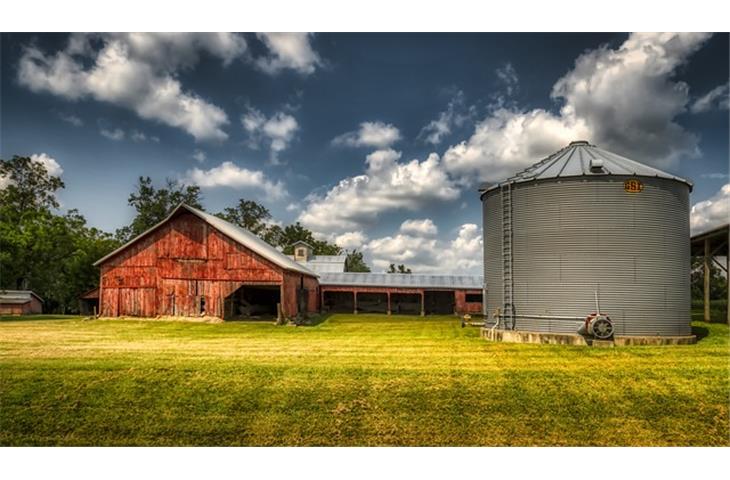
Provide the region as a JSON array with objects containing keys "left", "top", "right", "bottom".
[{"left": 481, "top": 141, "right": 692, "bottom": 339}]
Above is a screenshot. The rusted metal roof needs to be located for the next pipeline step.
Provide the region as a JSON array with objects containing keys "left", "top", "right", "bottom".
[
  {"left": 94, "top": 204, "right": 317, "bottom": 276},
  {"left": 481, "top": 141, "right": 693, "bottom": 195},
  {"left": 319, "top": 272, "right": 483, "bottom": 289}
]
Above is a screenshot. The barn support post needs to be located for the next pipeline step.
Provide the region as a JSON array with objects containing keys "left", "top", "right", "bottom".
[
  {"left": 353, "top": 291, "right": 358, "bottom": 315},
  {"left": 387, "top": 292, "right": 391, "bottom": 315},
  {"left": 704, "top": 237, "right": 710, "bottom": 322},
  {"left": 420, "top": 291, "right": 425, "bottom": 317}
]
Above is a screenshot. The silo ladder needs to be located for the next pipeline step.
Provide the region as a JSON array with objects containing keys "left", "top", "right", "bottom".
[{"left": 501, "top": 182, "right": 515, "bottom": 329}]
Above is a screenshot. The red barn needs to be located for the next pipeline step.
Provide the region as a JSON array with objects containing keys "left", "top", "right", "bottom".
[{"left": 94, "top": 204, "right": 319, "bottom": 320}]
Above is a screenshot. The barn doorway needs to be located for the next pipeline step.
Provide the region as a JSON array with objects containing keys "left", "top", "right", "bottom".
[
  {"left": 390, "top": 293, "right": 421, "bottom": 315},
  {"left": 357, "top": 293, "right": 388, "bottom": 314},
  {"left": 323, "top": 291, "right": 354, "bottom": 313},
  {"left": 224, "top": 285, "right": 280, "bottom": 320},
  {"left": 424, "top": 291, "right": 455, "bottom": 315}
]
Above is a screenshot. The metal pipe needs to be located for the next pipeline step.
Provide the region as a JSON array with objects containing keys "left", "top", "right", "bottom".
[{"left": 497, "top": 313, "right": 585, "bottom": 321}]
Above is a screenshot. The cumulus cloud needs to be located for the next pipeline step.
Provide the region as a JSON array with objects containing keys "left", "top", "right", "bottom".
[
  {"left": 691, "top": 184, "right": 730, "bottom": 234},
  {"left": 418, "top": 90, "right": 475, "bottom": 145},
  {"left": 400, "top": 218, "right": 438, "bottom": 236},
  {"left": 690, "top": 82, "right": 729, "bottom": 113},
  {"left": 298, "top": 149, "right": 460, "bottom": 235},
  {"left": 255, "top": 33, "right": 322, "bottom": 75},
  {"left": 443, "top": 33, "right": 711, "bottom": 184},
  {"left": 30, "top": 153, "right": 64, "bottom": 177},
  {"left": 1, "top": 153, "right": 64, "bottom": 190},
  {"left": 334, "top": 231, "right": 368, "bottom": 250},
  {"left": 366, "top": 222, "right": 483, "bottom": 274},
  {"left": 182, "top": 161, "right": 286, "bottom": 201},
  {"left": 100, "top": 127, "right": 125, "bottom": 141},
  {"left": 332, "top": 121, "right": 401, "bottom": 149},
  {"left": 17, "top": 33, "right": 244, "bottom": 141},
  {"left": 241, "top": 108, "right": 299, "bottom": 165}
]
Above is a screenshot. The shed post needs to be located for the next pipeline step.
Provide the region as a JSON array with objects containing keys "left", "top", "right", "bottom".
[
  {"left": 387, "top": 292, "right": 391, "bottom": 315},
  {"left": 420, "top": 291, "right": 425, "bottom": 317},
  {"left": 353, "top": 291, "right": 358, "bottom": 315},
  {"left": 704, "top": 237, "right": 710, "bottom": 322}
]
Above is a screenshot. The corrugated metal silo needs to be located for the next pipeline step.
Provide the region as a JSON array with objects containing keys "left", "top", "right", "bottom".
[{"left": 481, "top": 141, "right": 692, "bottom": 337}]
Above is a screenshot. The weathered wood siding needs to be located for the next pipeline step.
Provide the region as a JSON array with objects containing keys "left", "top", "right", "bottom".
[{"left": 99, "top": 212, "right": 313, "bottom": 319}]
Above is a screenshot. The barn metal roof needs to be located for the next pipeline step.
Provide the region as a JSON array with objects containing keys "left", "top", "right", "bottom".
[
  {"left": 318, "top": 272, "right": 483, "bottom": 289},
  {"left": 94, "top": 204, "right": 317, "bottom": 277},
  {"left": 481, "top": 141, "right": 693, "bottom": 195},
  {"left": 290, "top": 255, "right": 347, "bottom": 273},
  {"left": 0, "top": 290, "right": 44, "bottom": 304}
]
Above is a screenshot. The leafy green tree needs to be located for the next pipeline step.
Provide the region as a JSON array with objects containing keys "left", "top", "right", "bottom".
[
  {"left": 691, "top": 255, "right": 728, "bottom": 302},
  {"left": 116, "top": 177, "right": 203, "bottom": 242},
  {"left": 387, "top": 263, "right": 412, "bottom": 274},
  {"left": 345, "top": 250, "right": 371, "bottom": 272},
  {"left": 279, "top": 222, "right": 341, "bottom": 255},
  {"left": 216, "top": 199, "right": 272, "bottom": 236},
  {"left": 0, "top": 156, "right": 120, "bottom": 312}
]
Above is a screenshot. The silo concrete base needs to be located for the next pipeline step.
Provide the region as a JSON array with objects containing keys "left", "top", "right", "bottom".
[{"left": 480, "top": 328, "right": 696, "bottom": 346}]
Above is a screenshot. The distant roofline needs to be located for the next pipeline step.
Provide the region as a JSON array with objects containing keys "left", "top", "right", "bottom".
[{"left": 0, "top": 289, "right": 44, "bottom": 303}]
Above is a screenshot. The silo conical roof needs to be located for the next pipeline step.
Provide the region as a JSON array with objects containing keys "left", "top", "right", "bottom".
[{"left": 483, "top": 141, "right": 693, "bottom": 194}]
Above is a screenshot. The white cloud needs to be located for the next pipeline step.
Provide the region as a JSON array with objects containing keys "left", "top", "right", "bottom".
[
  {"left": 691, "top": 184, "right": 730, "bottom": 234},
  {"left": 690, "top": 82, "right": 729, "bottom": 113},
  {"left": 418, "top": 90, "right": 475, "bottom": 145},
  {"left": 192, "top": 150, "right": 207, "bottom": 163},
  {"left": 29, "top": 153, "right": 63, "bottom": 177},
  {"left": 443, "top": 33, "right": 711, "bottom": 184},
  {"left": 334, "top": 231, "right": 368, "bottom": 250},
  {"left": 400, "top": 218, "right": 438, "bottom": 236},
  {"left": 255, "top": 33, "right": 322, "bottom": 75},
  {"left": 332, "top": 121, "right": 401, "bottom": 149},
  {"left": 366, "top": 222, "right": 483, "bottom": 274},
  {"left": 100, "top": 128, "right": 125, "bottom": 141},
  {"left": 182, "top": 161, "right": 286, "bottom": 201},
  {"left": 17, "top": 33, "right": 242, "bottom": 141},
  {"left": 298, "top": 149, "right": 459, "bottom": 235},
  {"left": 241, "top": 108, "right": 299, "bottom": 164},
  {"left": 58, "top": 112, "right": 83, "bottom": 126}
]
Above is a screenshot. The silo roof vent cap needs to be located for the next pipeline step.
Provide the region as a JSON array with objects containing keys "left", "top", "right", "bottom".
[
  {"left": 589, "top": 158, "right": 605, "bottom": 172},
  {"left": 569, "top": 140, "right": 591, "bottom": 146}
]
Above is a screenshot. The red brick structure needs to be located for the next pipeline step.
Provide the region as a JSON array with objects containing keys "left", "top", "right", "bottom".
[{"left": 94, "top": 204, "right": 319, "bottom": 319}]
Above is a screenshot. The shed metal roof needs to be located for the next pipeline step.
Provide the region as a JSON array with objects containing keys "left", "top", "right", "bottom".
[
  {"left": 290, "top": 255, "right": 347, "bottom": 273},
  {"left": 481, "top": 141, "right": 693, "bottom": 195},
  {"left": 319, "top": 272, "right": 483, "bottom": 289},
  {"left": 0, "top": 290, "right": 44, "bottom": 304},
  {"left": 94, "top": 204, "right": 317, "bottom": 277}
]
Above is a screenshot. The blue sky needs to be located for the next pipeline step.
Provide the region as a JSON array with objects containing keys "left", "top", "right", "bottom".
[{"left": 1, "top": 32, "right": 728, "bottom": 273}]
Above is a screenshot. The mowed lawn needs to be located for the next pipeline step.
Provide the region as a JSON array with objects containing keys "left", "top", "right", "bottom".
[{"left": 1, "top": 314, "right": 728, "bottom": 446}]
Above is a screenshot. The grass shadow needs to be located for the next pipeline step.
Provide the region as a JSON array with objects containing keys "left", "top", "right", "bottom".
[
  {"left": 302, "top": 313, "right": 334, "bottom": 327},
  {"left": 691, "top": 325, "right": 710, "bottom": 342},
  {"left": 0, "top": 314, "right": 84, "bottom": 322}
]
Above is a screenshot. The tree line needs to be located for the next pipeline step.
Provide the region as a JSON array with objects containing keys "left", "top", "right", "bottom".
[{"left": 0, "top": 155, "right": 370, "bottom": 313}]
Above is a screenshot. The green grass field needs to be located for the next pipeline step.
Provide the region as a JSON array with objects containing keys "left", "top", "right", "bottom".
[{"left": 1, "top": 314, "right": 728, "bottom": 446}]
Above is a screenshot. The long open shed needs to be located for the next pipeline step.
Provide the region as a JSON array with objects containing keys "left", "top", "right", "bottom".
[{"left": 319, "top": 273, "right": 483, "bottom": 316}]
